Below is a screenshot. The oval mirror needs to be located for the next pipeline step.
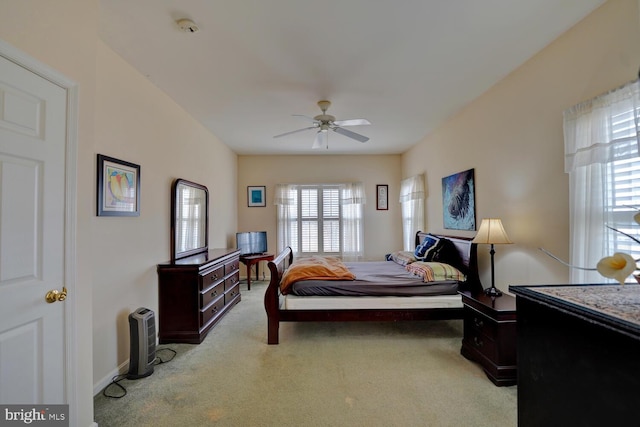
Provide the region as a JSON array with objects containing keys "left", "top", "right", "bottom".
[{"left": 171, "top": 179, "right": 208, "bottom": 260}]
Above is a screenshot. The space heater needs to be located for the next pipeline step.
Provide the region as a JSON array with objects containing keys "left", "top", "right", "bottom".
[{"left": 127, "top": 307, "right": 156, "bottom": 379}]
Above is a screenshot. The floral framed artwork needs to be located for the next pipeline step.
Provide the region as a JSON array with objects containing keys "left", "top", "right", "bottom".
[
  {"left": 247, "top": 186, "right": 266, "bottom": 207},
  {"left": 442, "top": 168, "right": 475, "bottom": 230},
  {"left": 97, "top": 154, "right": 140, "bottom": 217},
  {"left": 376, "top": 184, "right": 388, "bottom": 210}
]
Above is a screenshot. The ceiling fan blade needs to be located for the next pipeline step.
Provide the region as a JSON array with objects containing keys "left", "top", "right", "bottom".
[
  {"left": 333, "top": 118, "right": 371, "bottom": 127},
  {"left": 312, "top": 131, "right": 327, "bottom": 149},
  {"left": 273, "top": 126, "right": 315, "bottom": 138},
  {"left": 292, "top": 114, "right": 317, "bottom": 123},
  {"left": 333, "top": 126, "right": 369, "bottom": 143}
]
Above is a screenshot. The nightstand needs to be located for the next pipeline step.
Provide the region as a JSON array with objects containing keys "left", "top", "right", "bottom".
[{"left": 460, "top": 290, "right": 517, "bottom": 386}]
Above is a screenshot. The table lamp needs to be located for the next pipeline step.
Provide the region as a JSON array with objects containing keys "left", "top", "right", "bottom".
[{"left": 472, "top": 218, "right": 512, "bottom": 297}]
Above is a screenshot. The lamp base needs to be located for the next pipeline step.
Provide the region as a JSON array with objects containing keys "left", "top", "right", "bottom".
[{"left": 484, "top": 286, "right": 503, "bottom": 297}]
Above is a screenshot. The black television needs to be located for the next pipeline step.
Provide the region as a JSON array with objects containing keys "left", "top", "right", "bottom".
[{"left": 236, "top": 231, "right": 267, "bottom": 255}]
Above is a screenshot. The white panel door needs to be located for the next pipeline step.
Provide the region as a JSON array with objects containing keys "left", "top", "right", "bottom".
[{"left": 0, "top": 54, "right": 67, "bottom": 404}]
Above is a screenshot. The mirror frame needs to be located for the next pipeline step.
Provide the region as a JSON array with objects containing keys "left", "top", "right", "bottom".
[{"left": 171, "top": 178, "right": 209, "bottom": 261}]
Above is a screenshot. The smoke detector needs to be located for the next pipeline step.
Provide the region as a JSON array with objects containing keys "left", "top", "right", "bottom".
[{"left": 176, "top": 19, "right": 199, "bottom": 33}]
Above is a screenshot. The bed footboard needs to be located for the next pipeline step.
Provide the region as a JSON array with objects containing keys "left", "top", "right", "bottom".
[{"left": 264, "top": 247, "right": 293, "bottom": 344}]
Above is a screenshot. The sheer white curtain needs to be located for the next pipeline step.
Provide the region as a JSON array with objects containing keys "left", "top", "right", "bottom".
[
  {"left": 564, "top": 80, "right": 640, "bottom": 282},
  {"left": 399, "top": 174, "right": 425, "bottom": 251},
  {"left": 341, "top": 182, "right": 366, "bottom": 261},
  {"left": 273, "top": 183, "right": 295, "bottom": 253}
]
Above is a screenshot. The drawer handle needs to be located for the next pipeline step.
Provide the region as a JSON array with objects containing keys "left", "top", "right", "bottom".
[
  {"left": 211, "top": 290, "right": 218, "bottom": 297},
  {"left": 211, "top": 307, "right": 218, "bottom": 314},
  {"left": 211, "top": 274, "right": 218, "bottom": 280},
  {"left": 473, "top": 317, "right": 484, "bottom": 328},
  {"left": 473, "top": 336, "right": 483, "bottom": 347}
]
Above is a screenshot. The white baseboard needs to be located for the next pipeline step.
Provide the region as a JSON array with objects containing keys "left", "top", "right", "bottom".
[{"left": 93, "top": 360, "right": 129, "bottom": 396}]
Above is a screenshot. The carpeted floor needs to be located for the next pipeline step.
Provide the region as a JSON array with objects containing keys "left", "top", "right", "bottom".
[{"left": 94, "top": 281, "right": 517, "bottom": 426}]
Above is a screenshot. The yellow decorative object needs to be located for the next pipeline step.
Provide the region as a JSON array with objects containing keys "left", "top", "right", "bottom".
[
  {"left": 542, "top": 211, "right": 640, "bottom": 285},
  {"left": 596, "top": 253, "right": 637, "bottom": 285}
]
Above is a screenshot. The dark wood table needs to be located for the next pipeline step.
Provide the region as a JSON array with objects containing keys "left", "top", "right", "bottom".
[
  {"left": 239, "top": 253, "right": 274, "bottom": 290},
  {"left": 509, "top": 284, "right": 640, "bottom": 427}
]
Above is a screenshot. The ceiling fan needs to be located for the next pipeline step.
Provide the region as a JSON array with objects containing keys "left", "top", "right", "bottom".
[{"left": 273, "top": 100, "right": 371, "bottom": 149}]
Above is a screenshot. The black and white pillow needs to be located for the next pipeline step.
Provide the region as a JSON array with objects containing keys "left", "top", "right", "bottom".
[{"left": 414, "top": 234, "right": 440, "bottom": 260}]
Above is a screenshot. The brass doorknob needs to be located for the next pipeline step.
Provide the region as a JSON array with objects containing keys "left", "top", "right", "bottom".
[{"left": 45, "top": 287, "right": 67, "bottom": 303}]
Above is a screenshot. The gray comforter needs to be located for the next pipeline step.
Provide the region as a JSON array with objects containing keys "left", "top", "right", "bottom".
[{"left": 290, "top": 261, "right": 460, "bottom": 296}]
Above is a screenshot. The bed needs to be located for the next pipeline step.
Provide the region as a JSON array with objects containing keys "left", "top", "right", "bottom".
[{"left": 263, "top": 232, "right": 482, "bottom": 344}]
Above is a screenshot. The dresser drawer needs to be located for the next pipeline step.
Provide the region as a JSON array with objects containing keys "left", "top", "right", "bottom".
[
  {"left": 225, "top": 271, "right": 240, "bottom": 291},
  {"left": 200, "top": 265, "right": 224, "bottom": 290},
  {"left": 200, "top": 282, "right": 224, "bottom": 308},
  {"left": 225, "top": 258, "right": 239, "bottom": 274},
  {"left": 225, "top": 282, "right": 240, "bottom": 305},
  {"left": 464, "top": 327, "right": 497, "bottom": 361},
  {"left": 201, "top": 297, "right": 225, "bottom": 326},
  {"left": 465, "top": 306, "right": 498, "bottom": 340}
]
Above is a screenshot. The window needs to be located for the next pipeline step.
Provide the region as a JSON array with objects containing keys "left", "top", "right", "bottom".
[
  {"left": 607, "top": 157, "right": 640, "bottom": 262},
  {"left": 399, "top": 175, "right": 425, "bottom": 251},
  {"left": 564, "top": 80, "right": 640, "bottom": 283},
  {"left": 291, "top": 185, "right": 341, "bottom": 254},
  {"left": 275, "top": 183, "right": 365, "bottom": 260}
]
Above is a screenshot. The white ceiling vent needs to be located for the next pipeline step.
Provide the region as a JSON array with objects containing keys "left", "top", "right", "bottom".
[{"left": 176, "top": 19, "right": 199, "bottom": 33}]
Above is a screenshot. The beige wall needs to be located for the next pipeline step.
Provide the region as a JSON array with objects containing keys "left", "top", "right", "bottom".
[
  {"left": 92, "top": 41, "right": 237, "bottom": 391},
  {"left": 0, "top": 1, "right": 238, "bottom": 425},
  {"left": 402, "top": 0, "right": 640, "bottom": 294},
  {"left": 237, "top": 155, "right": 403, "bottom": 265}
]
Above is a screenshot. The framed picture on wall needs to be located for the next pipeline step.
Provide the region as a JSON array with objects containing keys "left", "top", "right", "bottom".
[
  {"left": 97, "top": 154, "right": 140, "bottom": 217},
  {"left": 376, "top": 184, "right": 388, "bottom": 210},
  {"left": 247, "top": 186, "right": 266, "bottom": 207},
  {"left": 442, "top": 168, "right": 475, "bottom": 230}
]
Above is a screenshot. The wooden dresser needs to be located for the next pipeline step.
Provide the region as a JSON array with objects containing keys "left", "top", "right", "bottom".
[
  {"left": 510, "top": 284, "right": 640, "bottom": 427},
  {"left": 157, "top": 248, "right": 241, "bottom": 344}
]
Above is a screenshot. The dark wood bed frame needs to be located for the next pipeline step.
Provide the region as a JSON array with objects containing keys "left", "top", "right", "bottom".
[{"left": 263, "top": 232, "right": 482, "bottom": 344}]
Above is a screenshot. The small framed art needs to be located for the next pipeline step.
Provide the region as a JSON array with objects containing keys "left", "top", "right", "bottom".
[
  {"left": 247, "top": 186, "right": 266, "bottom": 207},
  {"left": 97, "top": 154, "right": 140, "bottom": 217},
  {"left": 376, "top": 184, "right": 388, "bottom": 210}
]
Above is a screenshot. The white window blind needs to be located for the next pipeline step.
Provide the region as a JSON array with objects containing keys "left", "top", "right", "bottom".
[
  {"left": 607, "top": 157, "right": 640, "bottom": 264},
  {"left": 275, "top": 183, "right": 365, "bottom": 259}
]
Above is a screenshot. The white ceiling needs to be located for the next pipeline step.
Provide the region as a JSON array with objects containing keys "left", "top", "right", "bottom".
[{"left": 98, "top": 0, "right": 604, "bottom": 155}]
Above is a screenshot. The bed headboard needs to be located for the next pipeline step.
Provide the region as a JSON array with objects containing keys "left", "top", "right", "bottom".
[{"left": 415, "top": 231, "right": 482, "bottom": 293}]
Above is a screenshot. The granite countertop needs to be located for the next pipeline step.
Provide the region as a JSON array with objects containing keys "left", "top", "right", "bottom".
[{"left": 509, "top": 283, "right": 640, "bottom": 337}]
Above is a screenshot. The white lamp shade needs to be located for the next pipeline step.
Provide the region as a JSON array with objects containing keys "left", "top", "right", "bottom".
[{"left": 472, "top": 218, "right": 512, "bottom": 244}]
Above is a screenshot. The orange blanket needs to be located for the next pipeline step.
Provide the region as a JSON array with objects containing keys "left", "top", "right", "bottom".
[{"left": 280, "top": 256, "right": 355, "bottom": 294}]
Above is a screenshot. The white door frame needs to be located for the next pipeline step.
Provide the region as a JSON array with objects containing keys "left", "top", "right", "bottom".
[{"left": 0, "top": 39, "right": 79, "bottom": 423}]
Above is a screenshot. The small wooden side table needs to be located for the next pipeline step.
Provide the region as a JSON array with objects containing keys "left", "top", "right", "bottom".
[
  {"left": 239, "top": 253, "right": 274, "bottom": 290},
  {"left": 459, "top": 290, "right": 517, "bottom": 386}
]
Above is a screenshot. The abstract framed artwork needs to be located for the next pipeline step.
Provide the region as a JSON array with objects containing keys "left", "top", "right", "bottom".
[
  {"left": 376, "top": 184, "right": 388, "bottom": 210},
  {"left": 97, "top": 154, "right": 140, "bottom": 216},
  {"left": 442, "top": 168, "right": 475, "bottom": 230},
  {"left": 247, "top": 186, "right": 266, "bottom": 207}
]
